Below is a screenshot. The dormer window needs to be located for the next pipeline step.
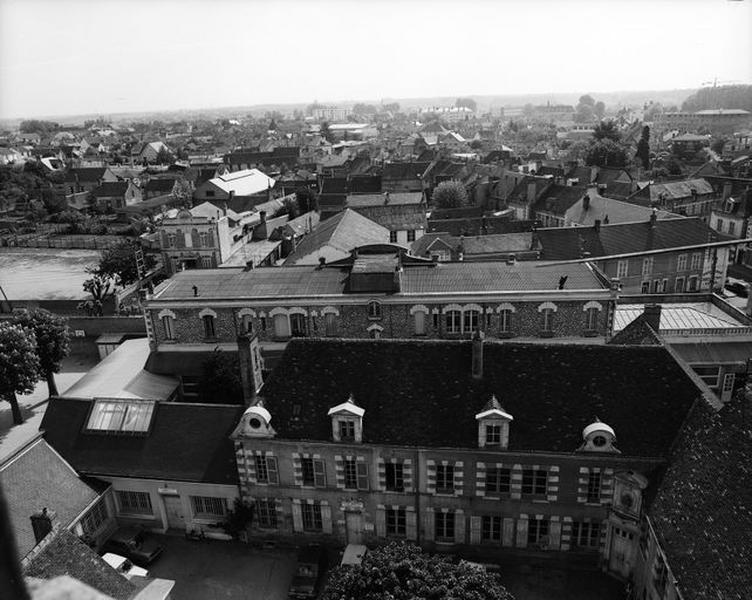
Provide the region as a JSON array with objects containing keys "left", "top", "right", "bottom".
[
  {"left": 328, "top": 394, "right": 365, "bottom": 443},
  {"left": 475, "top": 395, "right": 513, "bottom": 449},
  {"left": 232, "top": 404, "right": 276, "bottom": 439},
  {"left": 367, "top": 301, "right": 382, "bottom": 320},
  {"left": 579, "top": 419, "right": 619, "bottom": 453}
]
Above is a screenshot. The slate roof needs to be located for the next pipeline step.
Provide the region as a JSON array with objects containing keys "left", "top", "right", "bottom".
[
  {"left": 642, "top": 178, "right": 714, "bottom": 202},
  {"left": 382, "top": 162, "right": 431, "bottom": 180},
  {"left": 351, "top": 204, "right": 427, "bottom": 232},
  {"left": 63, "top": 167, "right": 107, "bottom": 183},
  {"left": 347, "top": 192, "right": 424, "bottom": 208},
  {"left": 535, "top": 184, "right": 590, "bottom": 215},
  {"left": 40, "top": 398, "right": 244, "bottom": 483},
  {"left": 144, "top": 177, "right": 176, "bottom": 194},
  {"left": 258, "top": 339, "right": 700, "bottom": 456},
  {"left": 0, "top": 438, "right": 99, "bottom": 558},
  {"left": 647, "top": 390, "right": 752, "bottom": 600},
  {"left": 90, "top": 181, "right": 129, "bottom": 197},
  {"left": 284, "top": 209, "right": 389, "bottom": 265},
  {"left": 24, "top": 529, "right": 135, "bottom": 600},
  {"left": 536, "top": 217, "right": 725, "bottom": 261}
]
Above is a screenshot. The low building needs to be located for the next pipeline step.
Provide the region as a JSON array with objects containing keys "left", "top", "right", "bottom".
[
  {"left": 626, "top": 178, "right": 716, "bottom": 219},
  {"left": 347, "top": 192, "right": 427, "bottom": 245},
  {"left": 90, "top": 180, "right": 142, "bottom": 212},
  {"left": 193, "top": 168, "right": 276, "bottom": 203}
]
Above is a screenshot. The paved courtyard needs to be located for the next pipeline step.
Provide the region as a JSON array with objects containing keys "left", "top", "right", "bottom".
[{"left": 147, "top": 534, "right": 297, "bottom": 600}]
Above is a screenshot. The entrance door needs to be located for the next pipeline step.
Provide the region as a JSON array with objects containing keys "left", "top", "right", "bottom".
[
  {"left": 163, "top": 495, "right": 185, "bottom": 529},
  {"left": 345, "top": 512, "right": 364, "bottom": 544},
  {"left": 609, "top": 526, "right": 636, "bottom": 579}
]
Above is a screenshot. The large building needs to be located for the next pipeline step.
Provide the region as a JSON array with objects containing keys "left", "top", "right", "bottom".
[{"left": 656, "top": 109, "right": 752, "bottom": 136}]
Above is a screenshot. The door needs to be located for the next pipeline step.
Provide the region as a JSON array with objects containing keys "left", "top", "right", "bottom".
[
  {"left": 345, "top": 512, "right": 363, "bottom": 544},
  {"left": 163, "top": 495, "right": 185, "bottom": 529},
  {"left": 608, "top": 526, "right": 636, "bottom": 579},
  {"left": 273, "top": 313, "right": 290, "bottom": 339}
]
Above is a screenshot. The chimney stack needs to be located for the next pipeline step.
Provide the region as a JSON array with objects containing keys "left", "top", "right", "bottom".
[
  {"left": 594, "top": 219, "right": 601, "bottom": 232},
  {"left": 192, "top": 285, "right": 199, "bottom": 297},
  {"left": 259, "top": 210, "right": 267, "bottom": 224},
  {"left": 472, "top": 329, "right": 484, "bottom": 379},
  {"left": 30, "top": 508, "right": 57, "bottom": 544},
  {"left": 643, "top": 304, "right": 662, "bottom": 332},
  {"left": 649, "top": 208, "right": 658, "bottom": 227}
]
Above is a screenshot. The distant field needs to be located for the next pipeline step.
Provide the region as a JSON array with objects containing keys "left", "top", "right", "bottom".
[{"left": 0, "top": 248, "right": 101, "bottom": 300}]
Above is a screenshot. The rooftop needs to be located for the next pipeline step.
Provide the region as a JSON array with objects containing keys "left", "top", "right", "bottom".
[
  {"left": 346, "top": 192, "right": 424, "bottom": 208},
  {"left": 206, "top": 168, "right": 276, "bottom": 196},
  {"left": 614, "top": 303, "right": 746, "bottom": 332},
  {"left": 0, "top": 248, "right": 100, "bottom": 300}
]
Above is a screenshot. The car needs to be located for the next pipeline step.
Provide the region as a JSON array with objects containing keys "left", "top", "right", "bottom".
[
  {"left": 102, "top": 553, "right": 150, "bottom": 579},
  {"left": 724, "top": 278, "right": 750, "bottom": 298},
  {"left": 289, "top": 544, "right": 327, "bottom": 599},
  {"left": 102, "top": 528, "right": 164, "bottom": 566}
]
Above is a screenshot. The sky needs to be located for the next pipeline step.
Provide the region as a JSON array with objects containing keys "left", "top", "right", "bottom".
[{"left": 0, "top": 0, "right": 750, "bottom": 119}]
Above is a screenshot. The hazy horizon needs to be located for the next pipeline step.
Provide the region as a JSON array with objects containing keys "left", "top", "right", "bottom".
[{"left": 1, "top": 0, "right": 751, "bottom": 121}]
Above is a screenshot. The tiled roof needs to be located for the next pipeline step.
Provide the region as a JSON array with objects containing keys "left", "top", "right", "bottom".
[
  {"left": 258, "top": 339, "right": 700, "bottom": 456},
  {"left": 351, "top": 205, "right": 427, "bottom": 231},
  {"left": 647, "top": 390, "right": 752, "bottom": 600},
  {"left": 25, "top": 529, "right": 135, "bottom": 600},
  {"left": 1, "top": 439, "right": 99, "bottom": 558},
  {"left": 63, "top": 167, "right": 106, "bottom": 183},
  {"left": 535, "top": 184, "right": 590, "bottom": 215},
  {"left": 461, "top": 233, "right": 533, "bottom": 254},
  {"left": 536, "top": 217, "right": 724, "bottom": 260},
  {"left": 41, "top": 398, "right": 244, "bottom": 483},
  {"left": 645, "top": 178, "right": 714, "bottom": 201}
]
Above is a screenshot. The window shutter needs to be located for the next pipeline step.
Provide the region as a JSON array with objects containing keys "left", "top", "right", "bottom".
[
  {"left": 403, "top": 460, "right": 414, "bottom": 493},
  {"left": 291, "top": 501, "right": 303, "bottom": 532},
  {"left": 356, "top": 462, "right": 369, "bottom": 490},
  {"left": 266, "top": 456, "right": 279, "bottom": 485},
  {"left": 469, "top": 516, "right": 482, "bottom": 545},
  {"left": 516, "top": 517, "right": 528, "bottom": 548},
  {"left": 549, "top": 520, "right": 562, "bottom": 550},
  {"left": 423, "top": 509, "right": 435, "bottom": 541},
  {"left": 313, "top": 459, "right": 326, "bottom": 487},
  {"left": 454, "top": 511, "right": 465, "bottom": 544},
  {"left": 502, "top": 517, "right": 515, "bottom": 547},
  {"left": 406, "top": 510, "right": 417, "bottom": 541},
  {"left": 321, "top": 503, "right": 332, "bottom": 534},
  {"left": 375, "top": 506, "right": 386, "bottom": 538}
]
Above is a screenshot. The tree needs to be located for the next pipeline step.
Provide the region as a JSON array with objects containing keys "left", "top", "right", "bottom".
[
  {"left": 0, "top": 323, "right": 41, "bottom": 425},
  {"left": 96, "top": 240, "right": 157, "bottom": 287},
  {"left": 198, "top": 349, "right": 244, "bottom": 404},
  {"left": 432, "top": 180, "right": 468, "bottom": 209},
  {"left": 13, "top": 309, "right": 70, "bottom": 397},
  {"left": 522, "top": 103, "right": 535, "bottom": 118},
  {"left": 574, "top": 94, "right": 596, "bottom": 123},
  {"left": 635, "top": 125, "right": 651, "bottom": 170},
  {"left": 295, "top": 187, "right": 316, "bottom": 213},
  {"left": 585, "top": 139, "right": 628, "bottom": 168},
  {"left": 456, "top": 97, "right": 477, "bottom": 112},
  {"left": 320, "top": 542, "right": 514, "bottom": 600},
  {"left": 320, "top": 121, "right": 334, "bottom": 143},
  {"left": 594, "top": 101, "right": 606, "bottom": 120},
  {"left": 82, "top": 268, "right": 116, "bottom": 304},
  {"left": 592, "top": 120, "right": 621, "bottom": 142},
  {"left": 19, "top": 119, "right": 60, "bottom": 135},
  {"left": 383, "top": 102, "right": 400, "bottom": 114},
  {"left": 268, "top": 118, "right": 278, "bottom": 131},
  {"left": 155, "top": 147, "right": 174, "bottom": 165},
  {"left": 711, "top": 137, "right": 727, "bottom": 155}
]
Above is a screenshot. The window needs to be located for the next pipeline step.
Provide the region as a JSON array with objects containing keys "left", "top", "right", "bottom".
[
  {"left": 522, "top": 468, "right": 547, "bottom": 496},
  {"left": 527, "top": 518, "right": 550, "bottom": 547},
  {"left": 202, "top": 314, "right": 216, "bottom": 338},
  {"left": 715, "top": 218, "right": 723, "bottom": 231},
  {"left": 201, "top": 256, "right": 213, "bottom": 268},
  {"left": 585, "top": 307, "right": 599, "bottom": 330},
  {"left": 255, "top": 455, "right": 279, "bottom": 484},
  {"left": 485, "top": 467, "right": 511, "bottom": 495},
  {"left": 301, "top": 457, "right": 326, "bottom": 487},
  {"left": 407, "top": 229, "right": 416, "bottom": 242},
  {"left": 728, "top": 221, "right": 736, "bottom": 235},
  {"left": 676, "top": 254, "right": 687, "bottom": 271},
  {"left": 302, "top": 502, "right": 323, "bottom": 531},
  {"left": 290, "top": 313, "right": 307, "bottom": 337},
  {"left": 572, "top": 522, "right": 600, "bottom": 549},
  {"left": 540, "top": 308, "right": 554, "bottom": 333},
  {"left": 205, "top": 190, "right": 215, "bottom": 198},
  {"left": 191, "top": 496, "right": 227, "bottom": 517},
  {"left": 482, "top": 516, "right": 502, "bottom": 542},
  {"left": 241, "top": 314, "right": 253, "bottom": 335},
  {"left": 117, "top": 491, "right": 152, "bottom": 515},
  {"left": 435, "top": 511, "right": 455, "bottom": 542},
  {"left": 161, "top": 315, "right": 174, "bottom": 340},
  {"left": 87, "top": 399, "right": 155, "bottom": 433},
  {"left": 499, "top": 309, "right": 512, "bottom": 333},
  {"left": 386, "top": 462, "right": 405, "bottom": 492},
  {"left": 367, "top": 301, "right": 382, "bottom": 320},
  {"left": 463, "top": 310, "right": 479, "bottom": 333},
  {"left": 586, "top": 471, "right": 602, "bottom": 503},
  {"left": 722, "top": 372, "right": 735, "bottom": 394},
  {"left": 167, "top": 233, "right": 176, "bottom": 248},
  {"left": 432, "top": 312, "right": 440, "bottom": 329},
  {"left": 652, "top": 279, "right": 661, "bottom": 294},
  {"left": 641, "top": 281, "right": 651, "bottom": 294},
  {"left": 616, "top": 260, "right": 629, "bottom": 278},
  {"left": 80, "top": 497, "right": 108, "bottom": 535},
  {"left": 486, "top": 424, "right": 501, "bottom": 445},
  {"left": 693, "top": 365, "right": 720, "bottom": 388},
  {"left": 675, "top": 277, "right": 685, "bottom": 292},
  {"left": 690, "top": 252, "right": 702, "bottom": 270},
  {"left": 339, "top": 420, "right": 355, "bottom": 442},
  {"left": 199, "top": 231, "right": 208, "bottom": 247},
  {"left": 389, "top": 231, "right": 398, "bottom": 243},
  {"left": 687, "top": 276, "right": 698, "bottom": 292},
  {"left": 324, "top": 312, "right": 337, "bottom": 336},
  {"left": 414, "top": 310, "right": 426, "bottom": 335},
  {"left": 386, "top": 507, "right": 407, "bottom": 536},
  {"left": 344, "top": 459, "right": 358, "bottom": 489},
  {"left": 642, "top": 257, "right": 654, "bottom": 277},
  {"left": 445, "top": 310, "right": 461, "bottom": 334},
  {"left": 256, "top": 499, "right": 277, "bottom": 528},
  {"left": 436, "top": 464, "right": 455, "bottom": 493}
]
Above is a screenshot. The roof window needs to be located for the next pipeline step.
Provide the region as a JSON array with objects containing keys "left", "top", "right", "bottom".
[{"left": 86, "top": 399, "right": 155, "bottom": 433}]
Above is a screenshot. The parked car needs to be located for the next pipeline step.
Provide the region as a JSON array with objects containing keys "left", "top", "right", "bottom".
[
  {"left": 724, "top": 277, "right": 750, "bottom": 298},
  {"left": 103, "top": 528, "right": 164, "bottom": 566},
  {"left": 102, "top": 553, "right": 149, "bottom": 579},
  {"left": 289, "top": 544, "right": 327, "bottom": 599}
]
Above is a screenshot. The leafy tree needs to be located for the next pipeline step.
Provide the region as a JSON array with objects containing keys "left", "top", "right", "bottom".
[
  {"left": 383, "top": 102, "right": 400, "bottom": 113},
  {"left": 469, "top": 139, "right": 483, "bottom": 150},
  {"left": 320, "top": 542, "right": 514, "bottom": 600},
  {"left": 682, "top": 84, "right": 752, "bottom": 112},
  {"left": 456, "top": 97, "right": 477, "bottom": 112},
  {"left": 710, "top": 137, "right": 727, "bottom": 155},
  {"left": 19, "top": 120, "right": 60, "bottom": 135},
  {"left": 0, "top": 323, "right": 42, "bottom": 425},
  {"left": 221, "top": 498, "right": 254, "bottom": 539},
  {"left": 592, "top": 120, "right": 621, "bottom": 142},
  {"left": 635, "top": 125, "right": 651, "bottom": 170},
  {"left": 172, "top": 177, "right": 193, "bottom": 203},
  {"left": 13, "top": 309, "right": 70, "bottom": 397},
  {"left": 643, "top": 101, "right": 663, "bottom": 121},
  {"left": 432, "top": 180, "right": 468, "bottom": 209},
  {"left": 320, "top": 121, "right": 334, "bottom": 143},
  {"left": 586, "top": 139, "right": 628, "bottom": 168},
  {"left": 198, "top": 348, "right": 244, "bottom": 404},
  {"left": 268, "top": 119, "right": 278, "bottom": 131},
  {"left": 352, "top": 103, "right": 377, "bottom": 117},
  {"left": 522, "top": 103, "right": 534, "bottom": 118},
  {"left": 594, "top": 101, "right": 606, "bottom": 120},
  {"left": 96, "top": 240, "right": 157, "bottom": 287},
  {"left": 578, "top": 94, "right": 595, "bottom": 107},
  {"left": 574, "top": 94, "right": 596, "bottom": 123},
  {"left": 156, "top": 147, "right": 174, "bottom": 165},
  {"left": 82, "top": 268, "right": 116, "bottom": 305}
]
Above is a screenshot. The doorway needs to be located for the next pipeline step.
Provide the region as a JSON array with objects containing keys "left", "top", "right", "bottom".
[
  {"left": 163, "top": 495, "right": 185, "bottom": 529},
  {"left": 345, "top": 512, "right": 364, "bottom": 544}
]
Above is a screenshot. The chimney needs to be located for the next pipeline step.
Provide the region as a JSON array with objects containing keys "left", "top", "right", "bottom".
[
  {"left": 384, "top": 192, "right": 391, "bottom": 205},
  {"left": 583, "top": 194, "right": 590, "bottom": 210},
  {"left": 237, "top": 334, "right": 257, "bottom": 406},
  {"left": 30, "top": 508, "right": 57, "bottom": 544},
  {"left": 594, "top": 219, "right": 601, "bottom": 232},
  {"left": 643, "top": 304, "right": 662, "bottom": 332},
  {"left": 318, "top": 256, "right": 326, "bottom": 269},
  {"left": 472, "top": 329, "right": 484, "bottom": 379},
  {"left": 649, "top": 208, "right": 658, "bottom": 227},
  {"left": 259, "top": 210, "right": 267, "bottom": 223},
  {"left": 192, "top": 285, "right": 199, "bottom": 297}
]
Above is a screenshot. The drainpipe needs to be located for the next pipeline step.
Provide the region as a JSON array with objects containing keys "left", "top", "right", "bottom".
[{"left": 414, "top": 448, "right": 421, "bottom": 545}]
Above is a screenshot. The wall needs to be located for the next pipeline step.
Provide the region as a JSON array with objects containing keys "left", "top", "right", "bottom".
[{"left": 598, "top": 249, "right": 712, "bottom": 294}]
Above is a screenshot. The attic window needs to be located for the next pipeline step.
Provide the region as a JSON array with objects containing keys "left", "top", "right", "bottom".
[
  {"left": 86, "top": 399, "right": 155, "bottom": 433},
  {"left": 367, "top": 301, "right": 382, "bottom": 320}
]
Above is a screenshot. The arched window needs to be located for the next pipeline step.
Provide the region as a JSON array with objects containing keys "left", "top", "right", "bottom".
[
  {"left": 414, "top": 310, "right": 426, "bottom": 335},
  {"left": 202, "top": 314, "right": 216, "bottom": 339},
  {"left": 446, "top": 310, "right": 461, "bottom": 334},
  {"left": 463, "top": 310, "right": 479, "bottom": 333},
  {"left": 499, "top": 309, "right": 513, "bottom": 333},
  {"left": 367, "top": 301, "right": 382, "bottom": 320},
  {"left": 585, "top": 307, "right": 599, "bottom": 330},
  {"left": 162, "top": 315, "right": 174, "bottom": 340},
  {"left": 540, "top": 308, "right": 554, "bottom": 333},
  {"left": 242, "top": 314, "right": 253, "bottom": 334}
]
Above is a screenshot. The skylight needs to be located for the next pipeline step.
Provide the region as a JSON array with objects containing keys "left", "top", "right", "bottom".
[{"left": 86, "top": 399, "right": 156, "bottom": 433}]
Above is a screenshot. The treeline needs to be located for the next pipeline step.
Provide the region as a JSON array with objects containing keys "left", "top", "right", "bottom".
[
  {"left": 19, "top": 119, "right": 61, "bottom": 135},
  {"left": 681, "top": 85, "right": 752, "bottom": 112}
]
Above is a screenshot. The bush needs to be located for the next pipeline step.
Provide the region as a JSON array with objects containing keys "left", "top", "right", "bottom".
[{"left": 432, "top": 180, "right": 468, "bottom": 209}]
